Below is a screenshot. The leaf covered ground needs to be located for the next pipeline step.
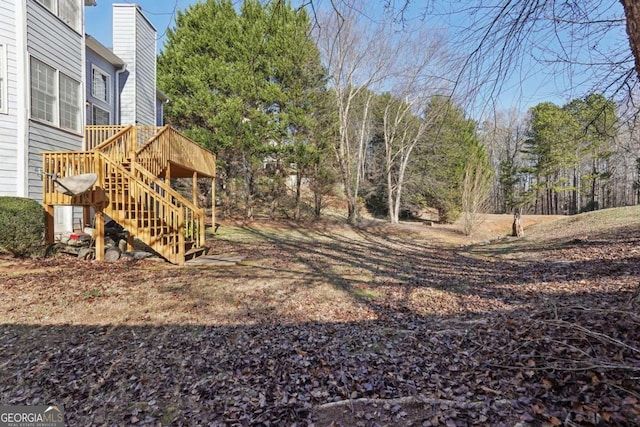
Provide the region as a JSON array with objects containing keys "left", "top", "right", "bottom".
[{"left": 0, "top": 210, "right": 639, "bottom": 426}]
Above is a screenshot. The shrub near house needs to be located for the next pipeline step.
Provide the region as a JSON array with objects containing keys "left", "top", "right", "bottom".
[{"left": 0, "top": 197, "right": 45, "bottom": 257}]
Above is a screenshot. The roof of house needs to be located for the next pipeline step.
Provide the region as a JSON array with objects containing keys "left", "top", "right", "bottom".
[{"left": 85, "top": 35, "right": 126, "bottom": 68}]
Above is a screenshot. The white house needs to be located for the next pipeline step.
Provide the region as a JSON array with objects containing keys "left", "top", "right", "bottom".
[{"left": 0, "top": 1, "right": 166, "bottom": 232}]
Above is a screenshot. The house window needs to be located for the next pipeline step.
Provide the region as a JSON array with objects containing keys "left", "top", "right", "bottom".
[
  {"left": 58, "top": 0, "right": 80, "bottom": 31},
  {"left": 37, "top": 0, "right": 55, "bottom": 11},
  {"left": 92, "top": 105, "right": 110, "bottom": 125},
  {"left": 0, "top": 43, "right": 6, "bottom": 114},
  {"left": 30, "top": 58, "right": 57, "bottom": 124},
  {"left": 91, "top": 66, "right": 110, "bottom": 103},
  {"left": 59, "top": 73, "right": 81, "bottom": 132},
  {"left": 30, "top": 57, "right": 81, "bottom": 133},
  {"left": 36, "top": 0, "right": 80, "bottom": 32}
]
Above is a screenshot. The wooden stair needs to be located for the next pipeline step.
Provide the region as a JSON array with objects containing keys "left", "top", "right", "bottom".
[{"left": 42, "top": 126, "right": 216, "bottom": 265}]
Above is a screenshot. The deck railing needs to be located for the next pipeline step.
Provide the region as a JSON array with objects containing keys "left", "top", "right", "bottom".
[
  {"left": 136, "top": 126, "right": 216, "bottom": 178},
  {"left": 42, "top": 151, "right": 101, "bottom": 206},
  {"left": 87, "top": 126, "right": 215, "bottom": 179},
  {"left": 101, "top": 154, "right": 188, "bottom": 264},
  {"left": 85, "top": 126, "right": 129, "bottom": 151}
]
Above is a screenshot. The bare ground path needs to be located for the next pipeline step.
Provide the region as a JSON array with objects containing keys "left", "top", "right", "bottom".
[{"left": 0, "top": 208, "right": 639, "bottom": 425}]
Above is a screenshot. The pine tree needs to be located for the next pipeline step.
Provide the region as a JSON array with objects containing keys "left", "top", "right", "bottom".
[
  {"left": 158, "top": 0, "right": 327, "bottom": 218},
  {"left": 409, "top": 97, "right": 487, "bottom": 223}
]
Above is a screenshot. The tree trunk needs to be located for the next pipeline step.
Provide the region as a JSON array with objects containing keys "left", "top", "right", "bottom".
[
  {"left": 387, "top": 165, "right": 397, "bottom": 224},
  {"left": 591, "top": 159, "right": 597, "bottom": 211},
  {"left": 621, "top": 0, "right": 640, "bottom": 82},
  {"left": 314, "top": 192, "right": 322, "bottom": 218},
  {"left": 347, "top": 199, "right": 358, "bottom": 224},
  {"left": 512, "top": 208, "right": 524, "bottom": 237},
  {"left": 572, "top": 168, "right": 578, "bottom": 214},
  {"left": 294, "top": 170, "right": 302, "bottom": 221}
]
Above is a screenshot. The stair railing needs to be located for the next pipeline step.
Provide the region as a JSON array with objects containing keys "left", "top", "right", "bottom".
[
  {"left": 129, "top": 162, "right": 206, "bottom": 249},
  {"left": 91, "top": 125, "right": 135, "bottom": 163},
  {"left": 99, "top": 153, "right": 188, "bottom": 264}
]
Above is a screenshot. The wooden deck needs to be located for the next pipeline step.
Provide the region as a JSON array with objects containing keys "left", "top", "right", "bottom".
[{"left": 43, "top": 126, "right": 216, "bottom": 265}]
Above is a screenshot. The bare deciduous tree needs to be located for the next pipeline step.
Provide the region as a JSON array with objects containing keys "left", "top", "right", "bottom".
[
  {"left": 479, "top": 109, "right": 528, "bottom": 212},
  {"left": 379, "top": 31, "right": 452, "bottom": 224},
  {"left": 461, "top": 149, "right": 494, "bottom": 236},
  {"left": 314, "top": 1, "right": 404, "bottom": 224}
]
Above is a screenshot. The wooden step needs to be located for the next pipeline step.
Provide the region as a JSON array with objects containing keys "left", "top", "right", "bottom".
[
  {"left": 98, "top": 159, "right": 201, "bottom": 266},
  {"left": 185, "top": 245, "right": 208, "bottom": 261}
]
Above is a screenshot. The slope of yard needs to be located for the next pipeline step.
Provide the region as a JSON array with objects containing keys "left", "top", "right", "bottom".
[{"left": 0, "top": 208, "right": 639, "bottom": 425}]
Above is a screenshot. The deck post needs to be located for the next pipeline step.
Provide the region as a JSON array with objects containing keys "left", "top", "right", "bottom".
[
  {"left": 192, "top": 171, "right": 198, "bottom": 207},
  {"left": 129, "top": 126, "right": 137, "bottom": 162},
  {"left": 94, "top": 210, "right": 105, "bottom": 261},
  {"left": 199, "top": 209, "right": 206, "bottom": 248},
  {"left": 211, "top": 177, "right": 216, "bottom": 230},
  {"left": 44, "top": 204, "right": 54, "bottom": 243},
  {"left": 178, "top": 208, "right": 185, "bottom": 265},
  {"left": 126, "top": 233, "right": 134, "bottom": 252},
  {"left": 82, "top": 206, "right": 91, "bottom": 230}
]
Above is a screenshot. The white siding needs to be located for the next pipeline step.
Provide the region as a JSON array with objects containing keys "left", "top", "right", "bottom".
[
  {"left": 0, "top": 0, "right": 18, "bottom": 196},
  {"left": 113, "top": 4, "right": 156, "bottom": 126},
  {"left": 134, "top": 9, "right": 155, "bottom": 125}
]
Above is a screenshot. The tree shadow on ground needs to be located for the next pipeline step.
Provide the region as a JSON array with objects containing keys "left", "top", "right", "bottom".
[
  {"left": 1, "top": 285, "right": 638, "bottom": 425},
  {"left": 216, "top": 224, "right": 639, "bottom": 321},
  {"left": 2, "top": 222, "right": 639, "bottom": 425}
]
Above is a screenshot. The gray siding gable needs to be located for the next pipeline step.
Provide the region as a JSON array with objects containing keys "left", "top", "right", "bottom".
[
  {"left": 28, "top": 122, "right": 82, "bottom": 200},
  {"left": 27, "top": 0, "right": 82, "bottom": 78},
  {"left": 86, "top": 48, "right": 118, "bottom": 124},
  {"left": 26, "top": 0, "right": 83, "bottom": 199}
]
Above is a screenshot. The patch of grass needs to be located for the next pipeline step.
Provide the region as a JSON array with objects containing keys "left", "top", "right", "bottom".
[
  {"left": 83, "top": 288, "right": 103, "bottom": 299},
  {"left": 351, "top": 287, "right": 381, "bottom": 300},
  {"left": 525, "top": 205, "right": 640, "bottom": 240},
  {"left": 213, "top": 225, "right": 262, "bottom": 242},
  {"left": 160, "top": 407, "right": 179, "bottom": 425},
  {"left": 2, "top": 206, "right": 639, "bottom": 326},
  {"left": 467, "top": 206, "right": 640, "bottom": 260}
]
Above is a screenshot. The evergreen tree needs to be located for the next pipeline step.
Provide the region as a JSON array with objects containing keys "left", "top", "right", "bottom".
[
  {"left": 522, "top": 102, "right": 578, "bottom": 214},
  {"left": 522, "top": 95, "right": 618, "bottom": 214},
  {"left": 564, "top": 94, "right": 618, "bottom": 212},
  {"left": 409, "top": 97, "right": 486, "bottom": 223},
  {"left": 158, "top": 0, "right": 326, "bottom": 218}
]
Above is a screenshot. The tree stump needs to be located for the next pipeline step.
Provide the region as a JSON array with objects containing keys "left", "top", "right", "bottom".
[
  {"left": 104, "top": 247, "right": 122, "bottom": 262},
  {"left": 512, "top": 208, "right": 524, "bottom": 237}
]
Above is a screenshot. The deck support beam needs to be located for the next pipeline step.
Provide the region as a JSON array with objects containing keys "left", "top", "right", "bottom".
[
  {"left": 44, "top": 204, "right": 54, "bottom": 243},
  {"left": 94, "top": 210, "right": 105, "bottom": 261},
  {"left": 192, "top": 171, "right": 198, "bottom": 207},
  {"left": 82, "top": 206, "right": 91, "bottom": 230},
  {"left": 211, "top": 177, "right": 216, "bottom": 231}
]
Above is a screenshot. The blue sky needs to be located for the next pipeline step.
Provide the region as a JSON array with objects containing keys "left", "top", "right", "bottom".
[
  {"left": 85, "top": 0, "right": 198, "bottom": 53},
  {"left": 85, "top": 0, "right": 628, "bottom": 119}
]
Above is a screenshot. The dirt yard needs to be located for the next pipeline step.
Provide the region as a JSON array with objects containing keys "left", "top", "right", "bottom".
[{"left": 0, "top": 209, "right": 638, "bottom": 425}]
